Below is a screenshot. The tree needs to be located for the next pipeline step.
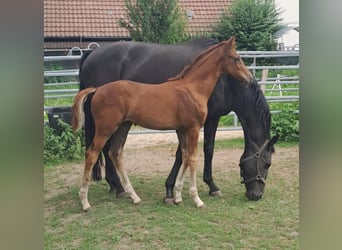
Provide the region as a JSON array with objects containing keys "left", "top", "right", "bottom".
[
  {"left": 119, "top": 0, "right": 186, "bottom": 44},
  {"left": 212, "top": 0, "right": 283, "bottom": 51}
]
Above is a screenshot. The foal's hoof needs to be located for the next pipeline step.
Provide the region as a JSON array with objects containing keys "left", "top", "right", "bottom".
[
  {"left": 174, "top": 198, "right": 183, "bottom": 205},
  {"left": 210, "top": 190, "right": 223, "bottom": 198},
  {"left": 82, "top": 204, "right": 91, "bottom": 212},
  {"left": 163, "top": 197, "right": 175, "bottom": 205},
  {"left": 132, "top": 196, "right": 142, "bottom": 204},
  {"left": 116, "top": 191, "right": 131, "bottom": 199},
  {"left": 197, "top": 203, "right": 206, "bottom": 209}
]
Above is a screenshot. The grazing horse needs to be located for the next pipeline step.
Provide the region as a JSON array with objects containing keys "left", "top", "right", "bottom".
[
  {"left": 72, "top": 37, "right": 253, "bottom": 211},
  {"left": 79, "top": 37, "right": 277, "bottom": 202}
]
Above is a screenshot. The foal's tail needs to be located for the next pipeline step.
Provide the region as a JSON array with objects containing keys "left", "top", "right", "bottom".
[{"left": 72, "top": 87, "right": 97, "bottom": 132}]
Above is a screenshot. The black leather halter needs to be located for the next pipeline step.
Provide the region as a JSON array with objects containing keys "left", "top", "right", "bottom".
[{"left": 239, "top": 140, "right": 269, "bottom": 185}]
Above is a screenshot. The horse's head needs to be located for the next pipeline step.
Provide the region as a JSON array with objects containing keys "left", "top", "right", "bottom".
[
  {"left": 222, "top": 37, "right": 253, "bottom": 83},
  {"left": 239, "top": 135, "right": 278, "bottom": 200}
]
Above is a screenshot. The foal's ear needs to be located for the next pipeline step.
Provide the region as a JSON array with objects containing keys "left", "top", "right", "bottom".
[{"left": 226, "top": 36, "right": 236, "bottom": 48}]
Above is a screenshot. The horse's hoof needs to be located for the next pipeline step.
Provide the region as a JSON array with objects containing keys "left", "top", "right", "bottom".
[
  {"left": 116, "top": 192, "right": 131, "bottom": 199},
  {"left": 163, "top": 197, "right": 175, "bottom": 205},
  {"left": 210, "top": 190, "right": 223, "bottom": 197},
  {"left": 197, "top": 203, "right": 206, "bottom": 209}
]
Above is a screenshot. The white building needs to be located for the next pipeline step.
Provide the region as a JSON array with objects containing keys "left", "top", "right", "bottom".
[{"left": 274, "top": 0, "right": 299, "bottom": 50}]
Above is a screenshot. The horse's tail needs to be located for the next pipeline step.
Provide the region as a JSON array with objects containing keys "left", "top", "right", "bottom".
[{"left": 72, "top": 88, "right": 97, "bottom": 132}]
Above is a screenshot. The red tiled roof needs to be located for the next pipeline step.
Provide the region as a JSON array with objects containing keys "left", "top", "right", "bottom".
[
  {"left": 44, "top": 0, "right": 129, "bottom": 38},
  {"left": 181, "top": 0, "right": 233, "bottom": 35},
  {"left": 44, "top": 0, "right": 233, "bottom": 39}
]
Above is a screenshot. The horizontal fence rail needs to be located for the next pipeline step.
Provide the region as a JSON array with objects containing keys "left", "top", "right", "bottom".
[{"left": 44, "top": 48, "right": 299, "bottom": 133}]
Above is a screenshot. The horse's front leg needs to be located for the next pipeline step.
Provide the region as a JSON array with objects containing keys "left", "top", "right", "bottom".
[
  {"left": 203, "top": 117, "right": 223, "bottom": 197},
  {"left": 164, "top": 145, "right": 182, "bottom": 204}
]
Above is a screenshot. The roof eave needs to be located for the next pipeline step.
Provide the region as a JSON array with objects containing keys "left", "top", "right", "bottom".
[{"left": 44, "top": 36, "right": 131, "bottom": 42}]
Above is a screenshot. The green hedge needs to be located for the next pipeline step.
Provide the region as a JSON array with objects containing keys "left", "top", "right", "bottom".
[
  {"left": 271, "top": 102, "right": 299, "bottom": 142},
  {"left": 44, "top": 119, "right": 85, "bottom": 165}
]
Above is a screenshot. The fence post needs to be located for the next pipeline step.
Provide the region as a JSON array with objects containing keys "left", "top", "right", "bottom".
[{"left": 260, "top": 69, "right": 269, "bottom": 92}]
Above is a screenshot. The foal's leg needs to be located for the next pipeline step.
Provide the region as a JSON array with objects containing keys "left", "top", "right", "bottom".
[
  {"left": 79, "top": 135, "right": 109, "bottom": 211},
  {"left": 108, "top": 127, "right": 141, "bottom": 204},
  {"left": 103, "top": 139, "right": 124, "bottom": 194},
  {"left": 186, "top": 129, "right": 204, "bottom": 207},
  {"left": 104, "top": 121, "right": 133, "bottom": 198},
  {"left": 174, "top": 131, "right": 187, "bottom": 204},
  {"left": 174, "top": 129, "right": 204, "bottom": 207}
]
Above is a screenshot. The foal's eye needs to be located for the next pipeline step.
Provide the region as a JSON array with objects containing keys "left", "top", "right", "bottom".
[{"left": 228, "top": 54, "right": 240, "bottom": 62}]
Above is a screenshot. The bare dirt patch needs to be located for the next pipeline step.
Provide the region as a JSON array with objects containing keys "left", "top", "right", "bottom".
[{"left": 46, "top": 130, "right": 298, "bottom": 190}]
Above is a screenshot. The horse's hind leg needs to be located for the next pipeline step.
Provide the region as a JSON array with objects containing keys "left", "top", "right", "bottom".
[
  {"left": 79, "top": 135, "right": 109, "bottom": 211},
  {"left": 108, "top": 124, "right": 141, "bottom": 204}
]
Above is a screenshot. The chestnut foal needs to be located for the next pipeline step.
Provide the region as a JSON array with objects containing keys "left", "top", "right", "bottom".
[{"left": 72, "top": 37, "right": 253, "bottom": 211}]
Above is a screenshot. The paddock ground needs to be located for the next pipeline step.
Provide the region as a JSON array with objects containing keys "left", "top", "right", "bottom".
[{"left": 44, "top": 130, "right": 299, "bottom": 249}]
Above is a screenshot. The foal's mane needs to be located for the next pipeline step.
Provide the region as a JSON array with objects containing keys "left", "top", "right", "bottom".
[{"left": 168, "top": 42, "right": 225, "bottom": 81}]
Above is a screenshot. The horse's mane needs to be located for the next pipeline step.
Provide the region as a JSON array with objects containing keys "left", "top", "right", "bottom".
[
  {"left": 248, "top": 79, "right": 272, "bottom": 133},
  {"left": 168, "top": 42, "right": 224, "bottom": 81}
]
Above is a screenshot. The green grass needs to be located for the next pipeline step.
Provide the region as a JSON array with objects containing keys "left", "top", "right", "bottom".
[
  {"left": 44, "top": 141, "right": 299, "bottom": 249},
  {"left": 44, "top": 176, "right": 298, "bottom": 249},
  {"left": 203, "top": 137, "right": 297, "bottom": 149}
]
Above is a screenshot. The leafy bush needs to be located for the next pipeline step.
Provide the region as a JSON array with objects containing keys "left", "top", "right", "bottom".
[
  {"left": 212, "top": 0, "right": 283, "bottom": 51},
  {"left": 271, "top": 103, "right": 299, "bottom": 142},
  {"left": 44, "top": 119, "right": 85, "bottom": 165},
  {"left": 219, "top": 114, "right": 237, "bottom": 127},
  {"left": 120, "top": 0, "right": 186, "bottom": 44}
]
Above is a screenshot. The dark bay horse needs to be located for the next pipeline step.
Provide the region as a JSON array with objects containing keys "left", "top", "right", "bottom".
[
  {"left": 73, "top": 37, "right": 253, "bottom": 210},
  {"left": 79, "top": 37, "right": 278, "bottom": 202}
]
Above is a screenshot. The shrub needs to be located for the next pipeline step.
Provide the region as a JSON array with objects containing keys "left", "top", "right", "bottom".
[
  {"left": 212, "top": 0, "right": 283, "bottom": 51},
  {"left": 120, "top": 0, "right": 186, "bottom": 44},
  {"left": 44, "top": 119, "right": 85, "bottom": 165},
  {"left": 271, "top": 103, "right": 299, "bottom": 142}
]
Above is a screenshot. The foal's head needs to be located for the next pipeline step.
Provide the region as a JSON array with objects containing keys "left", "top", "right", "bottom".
[{"left": 221, "top": 37, "right": 253, "bottom": 83}]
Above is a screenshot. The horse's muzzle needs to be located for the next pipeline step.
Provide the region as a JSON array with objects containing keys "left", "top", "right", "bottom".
[{"left": 246, "top": 191, "right": 263, "bottom": 201}]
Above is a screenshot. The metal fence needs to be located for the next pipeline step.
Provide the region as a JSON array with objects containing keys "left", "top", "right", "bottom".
[{"left": 44, "top": 48, "right": 299, "bottom": 131}]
